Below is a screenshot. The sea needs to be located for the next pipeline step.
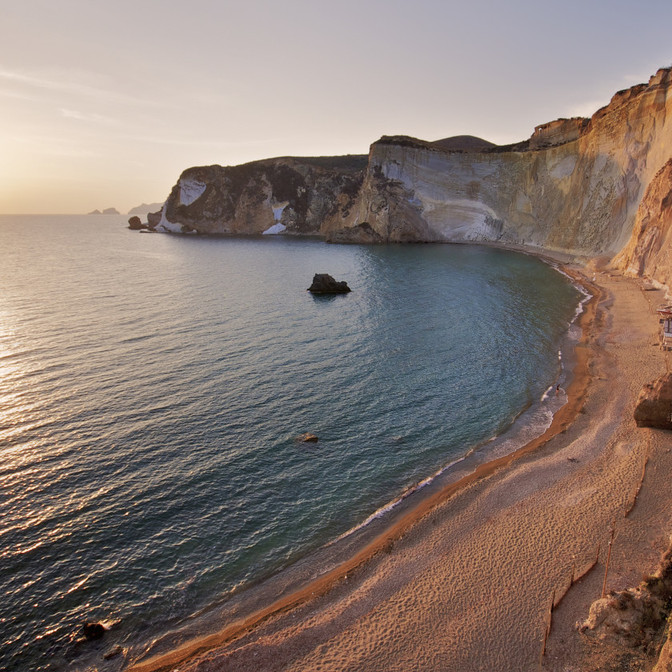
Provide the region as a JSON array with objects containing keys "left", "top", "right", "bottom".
[{"left": 0, "top": 214, "right": 584, "bottom": 671}]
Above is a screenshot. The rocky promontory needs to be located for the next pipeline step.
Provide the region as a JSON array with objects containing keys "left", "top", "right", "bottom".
[{"left": 154, "top": 155, "right": 367, "bottom": 236}]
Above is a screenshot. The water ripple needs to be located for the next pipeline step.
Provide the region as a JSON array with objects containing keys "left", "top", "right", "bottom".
[{"left": 0, "top": 217, "right": 580, "bottom": 671}]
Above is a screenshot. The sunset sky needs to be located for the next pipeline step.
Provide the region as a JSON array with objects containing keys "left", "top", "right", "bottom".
[{"left": 2, "top": 0, "right": 672, "bottom": 214}]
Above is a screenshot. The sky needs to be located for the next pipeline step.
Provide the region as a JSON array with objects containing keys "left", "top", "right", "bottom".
[{"left": 2, "top": 0, "right": 672, "bottom": 214}]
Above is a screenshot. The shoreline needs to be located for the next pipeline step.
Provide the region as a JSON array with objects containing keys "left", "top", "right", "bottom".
[{"left": 126, "top": 260, "right": 603, "bottom": 672}]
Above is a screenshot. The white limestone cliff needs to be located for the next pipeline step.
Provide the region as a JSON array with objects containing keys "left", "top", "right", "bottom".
[{"left": 335, "top": 68, "right": 672, "bottom": 263}]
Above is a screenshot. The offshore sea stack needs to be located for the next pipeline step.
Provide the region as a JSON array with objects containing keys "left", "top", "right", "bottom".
[
  {"left": 307, "top": 274, "right": 351, "bottom": 294},
  {"left": 156, "top": 67, "right": 672, "bottom": 287}
]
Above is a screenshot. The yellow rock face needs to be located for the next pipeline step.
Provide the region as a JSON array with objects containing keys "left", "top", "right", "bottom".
[
  {"left": 338, "top": 68, "right": 672, "bottom": 272},
  {"left": 612, "top": 159, "right": 672, "bottom": 288}
]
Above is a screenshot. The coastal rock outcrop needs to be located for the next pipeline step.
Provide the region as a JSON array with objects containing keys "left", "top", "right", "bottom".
[
  {"left": 337, "top": 68, "right": 672, "bottom": 256},
  {"left": 157, "top": 156, "right": 367, "bottom": 235},
  {"left": 634, "top": 373, "right": 672, "bottom": 429},
  {"left": 579, "top": 538, "right": 672, "bottom": 666},
  {"left": 89, "top": 208, "right": 120, "bottom": 215},
  {"left": 578, "top": 587, "right": 668, "bottom": 648},
  {"left": 307, "top": 274, "right": 351, "bottom": 294}
]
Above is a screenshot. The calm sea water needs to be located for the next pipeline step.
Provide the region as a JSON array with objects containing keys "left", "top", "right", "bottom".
[{"left": 0, "top": 215, "right": 581, "bottom": 670}]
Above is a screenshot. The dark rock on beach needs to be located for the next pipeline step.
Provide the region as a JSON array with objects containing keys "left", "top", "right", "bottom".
[
  {"left": 634, "top": 373, "right": 672, "bottom": 429},
  {"left": 308, "top": 274, "right": 351, "bottom": 294}
]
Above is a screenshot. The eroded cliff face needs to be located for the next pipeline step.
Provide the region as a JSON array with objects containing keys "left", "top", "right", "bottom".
[
  {"left": 612, "top": 159, "right": 672, "bottom": 288},
  {"left": 158, "top": 68, "right": 672, "bottom": 285},
  {"left": 159, "top": 155, "right": 367, "bottom": 235},
  {"left": 333, "top": 68, "right": 672, "bottom": 262}
]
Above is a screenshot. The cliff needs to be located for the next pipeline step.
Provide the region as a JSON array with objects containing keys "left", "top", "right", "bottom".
[
  {"left": 612, "top": 158, "right": 672, "bottom": 287},
  {"left": 334, "top": 67, "right": 672, "bottom": 262},
  {"left": 157, "top": 67, "right": 672, "bottom": 288},
  {"left": 157, "top": 155, "right": 367, "bottom": 235}
]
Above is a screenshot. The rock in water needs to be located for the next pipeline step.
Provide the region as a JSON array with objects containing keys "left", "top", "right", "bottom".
[
  {"left": 82, "top": 622, "right": 106, "bottom": 640},
  {"left": 147, "top": 210, "right": 162, "bottom": 229},
  {"left": 296, "top": 433, "right": 319, "bottom": 443},
  {"left": 307, "top": 274, "right": 351, "bottom": 294},
  {"left": 103, "top": 645, "right": 124, "bottom": 660},
  {"left": 128, "top": 216, "right": 144, "bottom": 230},
  {"left": 634, "top": 373, "right": 672, "bottom": 429}
]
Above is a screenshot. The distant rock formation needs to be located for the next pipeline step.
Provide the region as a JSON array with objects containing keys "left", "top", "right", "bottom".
[
  {"left": 430, "top": 135, "right": 497, "bottom": 152},
  {"left": 153, "top": 67, "right": 672, "bottom": 288},
  {"left": 307, "top": 274, "right": 351, "bottom": 294},
  {"left": 128, "top": 202, "right": 164, "bottom": 215},
  {"left": 88, "top": 208, "right": 120, "bottom": 215},
  {"left": 634, "top": 373, "right": 672, "bottom": 429}
]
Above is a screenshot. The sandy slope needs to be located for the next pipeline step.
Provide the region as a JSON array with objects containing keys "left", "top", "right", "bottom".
[{"left": 131, "top": 270, "right": 672, "bottom": 672}]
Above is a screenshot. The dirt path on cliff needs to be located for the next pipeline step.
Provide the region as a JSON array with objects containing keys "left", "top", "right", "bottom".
[{"left": 134, "top": 271, "right": 672, "bottom": 672}]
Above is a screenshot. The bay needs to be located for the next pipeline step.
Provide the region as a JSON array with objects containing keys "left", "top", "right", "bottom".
[{"left": 0, "top": 215, "right": 581, "bottom": 670}]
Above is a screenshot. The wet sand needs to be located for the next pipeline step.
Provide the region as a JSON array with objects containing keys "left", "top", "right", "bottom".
[{"left": 128, "top": 267, "right": 672, "bottom": 672}]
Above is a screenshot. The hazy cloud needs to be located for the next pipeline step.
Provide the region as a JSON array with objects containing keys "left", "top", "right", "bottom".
[
  {"left": 0, "top": 67, "right": 156, "bottom": 108},
  {"left": 60, "top": 108, "right": 117, "bottom": 125}
]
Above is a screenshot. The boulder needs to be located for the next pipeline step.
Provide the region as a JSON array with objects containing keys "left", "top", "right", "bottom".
[
  {"left": 82, "top": 622, "right": 106, "bottom": 640},
  {"left": 147, "top": 210, "right": 162, "bottom": 229},
  {"left": 578, "top": 588, "right": 667, "bottom": 647},
  {"left": 307, "top": 274, "right": 351, "bottom": 294},
  {"left": 127, "top": 216, "right": 144, "bottom": 230},
  {"left": 634, "top": 373, "right": 672, "bottom": 429}
]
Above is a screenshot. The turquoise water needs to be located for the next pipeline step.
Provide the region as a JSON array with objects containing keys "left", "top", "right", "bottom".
[{"left": 0, "top": 215, "right": 581, "bottom": 670}]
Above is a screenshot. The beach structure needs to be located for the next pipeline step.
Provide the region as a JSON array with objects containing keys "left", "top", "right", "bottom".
[{"left": 657, "top": 305, "right": 672, "bottom": 350}]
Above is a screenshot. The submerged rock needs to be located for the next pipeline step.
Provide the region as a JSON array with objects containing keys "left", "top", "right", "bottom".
[
  {"left": 296, "top": 433, "right": 319, "bottom": 443},
  {"left": 307, "top": 274, "right": 351, "bottom": 294},
  {"left": 103, "top": 645, "right": 124, "bottom": 660},
  {"left": 634, "top": 373, "right": 672, "bottom": 429}
]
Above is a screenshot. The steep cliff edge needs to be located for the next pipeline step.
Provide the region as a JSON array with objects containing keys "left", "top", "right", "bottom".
[
  {"left": 158, "top": 67, "right": 672, "bottom": 285},
  {"left": 612, "top": 158, "right": 672, "bottom": 288},
  {"left": 157, "top": 155, "right": 366, "bottom": 235},
  {"left": 335, "top": 67, "right": 672, "bottom": 261}
]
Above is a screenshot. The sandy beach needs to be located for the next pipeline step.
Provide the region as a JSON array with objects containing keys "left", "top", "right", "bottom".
[{"left": 129, "top": 266, "right": 672, "bottom": 672}]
